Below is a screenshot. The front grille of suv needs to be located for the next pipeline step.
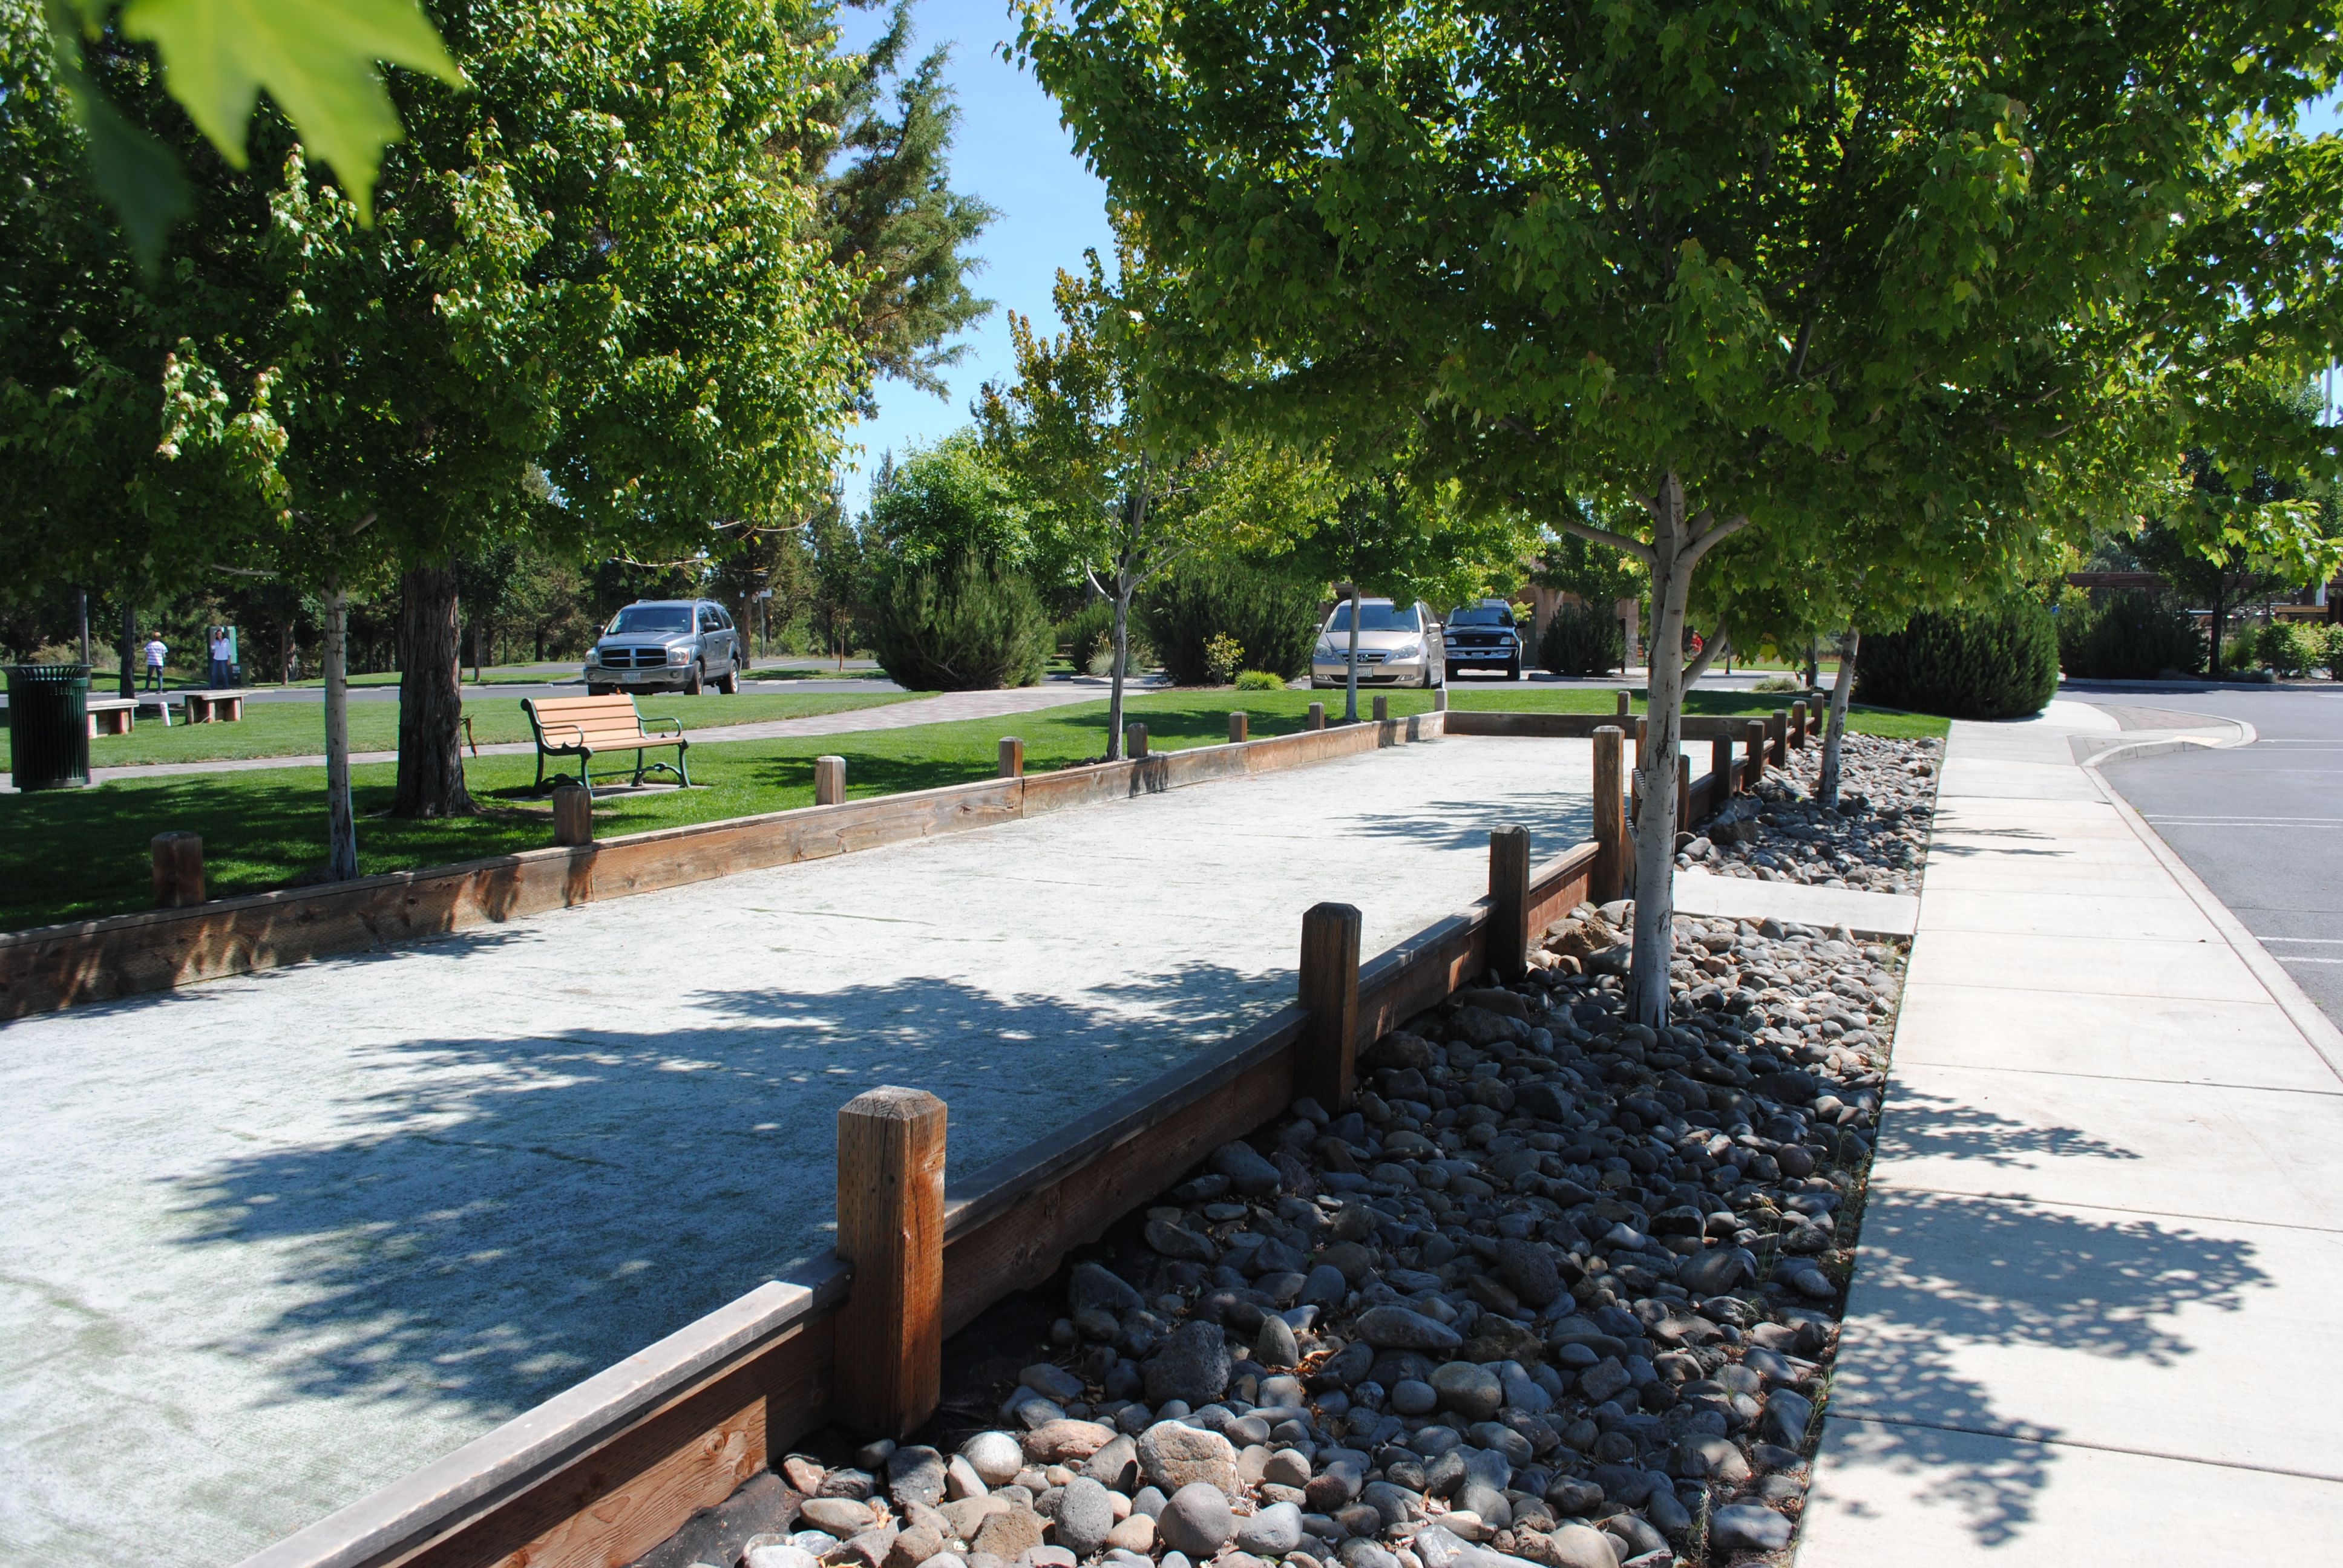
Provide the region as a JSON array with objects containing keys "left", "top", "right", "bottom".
[{"left": 600, "top": 646, "right": 671, "bottom": 670}]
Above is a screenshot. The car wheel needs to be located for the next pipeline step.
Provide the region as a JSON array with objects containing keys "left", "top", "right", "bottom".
[
  {"left": 1507, "top": 656, "right": 1522, "bottom": 681},
  {"left": 685, "top": 662, "right": 704, "bottom": 696},
  {"left": 718, "top": 661, "right": 739, "bottom": 694}
]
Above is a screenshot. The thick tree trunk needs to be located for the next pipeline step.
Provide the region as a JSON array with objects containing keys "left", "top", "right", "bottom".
[
  {"left": 1818, "top": 630, "right": 1859, "bottom": 809},
  {"left": 1107, "top": 586, "right": 1131, "bottom": 762},
  {"left": 1626, "top": 474, "right": 1711, "bottom": 1029},
  {"left": 392, "top": 560, "right": 476, "bottom": 817},
  {"left": 1345, "top": 584, "right": 1362, "bottom": 724},
  {"left": 118, "top": 601, "right": 137, "bottom": 698},
  {"left": 323, "top": 580, "right": 359, "bottom": 880}
]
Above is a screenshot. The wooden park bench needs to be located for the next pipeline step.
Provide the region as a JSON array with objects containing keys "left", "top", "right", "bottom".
[{"left": 522, "top": 693, "right": 692, "bottom": 791}]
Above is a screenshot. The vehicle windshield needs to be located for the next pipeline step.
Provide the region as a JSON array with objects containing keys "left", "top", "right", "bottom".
[
  {"left": 608, "top": 605, "right": 692, "bottom": 635},
  {"left": 1448, "top": 606, "right": 1513, "bottom": 627},
  {"left": 1326, "top": 602, "right": 1422, "bottom": 633}
]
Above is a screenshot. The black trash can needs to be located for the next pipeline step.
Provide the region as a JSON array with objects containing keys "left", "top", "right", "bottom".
[{"left": 8, "top": 663, "right": 92, "bottom": 791}]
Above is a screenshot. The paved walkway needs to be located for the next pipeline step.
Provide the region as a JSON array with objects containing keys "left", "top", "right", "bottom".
[
  {"left": 0, "top": 731, "right": 1589, "bottom": 1568},
  {"left": 81, "top": 681, "right": 1137, "bottom": 783},
  {"left": 1799, "top": 705, "right": 2343, "bottom": 1561}
]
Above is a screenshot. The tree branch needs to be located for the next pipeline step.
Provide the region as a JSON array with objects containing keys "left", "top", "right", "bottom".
[
  {"left": 1555, "top": 511, "right": 1657, "bottom": 569},
  {"left": 1682, "top": 621, "right": 1730, "bottom": 684},
  {"left": 206, "top": 563, "right": 281, "bottom": 579},
  {"left": 1683, "top": 511, "right": 1752, "bottom": 565}
]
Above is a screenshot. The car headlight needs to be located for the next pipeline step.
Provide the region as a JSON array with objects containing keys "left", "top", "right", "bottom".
[
  {"left": 667, "top": 646, "right": 692, "bottom": 665},
  {"left": 1390, "top": 638, "right": 1422, "bottom": 659},
  {"left": 1316, "top": 637, "right": 1338, "bottom": 658},
  {"left": 586, "top": 650, "right": 604, "bottom": 667}
]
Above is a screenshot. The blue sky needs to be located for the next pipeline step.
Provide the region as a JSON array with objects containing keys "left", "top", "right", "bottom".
[{"left": 835, "top": 0, "right": 1113, "bottom": 512}]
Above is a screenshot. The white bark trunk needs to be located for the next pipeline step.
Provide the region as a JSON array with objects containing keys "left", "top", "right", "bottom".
[
  {"left": 1818, "top": 630, "right": 1859, "bottom": 809},
  {"left": 1107, "top": 584, "right": 1131, "bottom": 762},
  {"left": 323, "top": 580, "right": 358, "bottom": 881},
  {"left": 1628, "top": 475, "right": 1696, "bottom": 1027}
]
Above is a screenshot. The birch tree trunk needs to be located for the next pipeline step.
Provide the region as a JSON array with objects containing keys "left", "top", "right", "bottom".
[
  {"left": 1627, "top": 477, "right": 1693, "bottom": 1027},
  {"left": 323, "top": 578, "right": 359, "bottom": 881},
  {"left": 1107, "top": 580, "right": 1132, "bottom": 762},
  {"left": 1818, "top": 630, "right": 1860, "bottom": 809}
]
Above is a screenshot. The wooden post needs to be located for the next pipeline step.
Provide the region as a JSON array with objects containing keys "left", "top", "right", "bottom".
[
  {"left": 1676, "top": 752, "right": 1692, "bottom": 836},
  {"left": 552, "top": 784, "right": 594, "bottom": 847},
  {"left": 997, "top": 737, "right": 1024, "bottom": 778},
  {"left": 1126, "top": 722, "right": 1149, "bottom": 759},
  {"left": 1769, "top": 710, "right": 1789, "bottom": 766},
  {"left": 835, "top": 1086, "right": 948, "bottom": 1439},
  {"left": 1712, "top": 733, "right": 1734, "bottom": 800},
  {"left": 151, "top": 832, "right": 203, "bottom": 908},
  {"left": 1489, "top": 827, "right": 1531, "bottom": 982},
  {"left": 1307, "top": 701, "right": 1326, "bottom": 731},
  {"left": 1790, "top": 700, "right": 1809, "bottom": 747},
  {"left": 1297, "top": 903, "right": 1363, "bottom": 1111},
  {"left": 1372, "top": 693, "right": 1390, "bottom": 722},
  {"left": 1616, "top": 689, "right": 1631, "bottom": 717},
  {"left": 814, "top": 754, "right": 847, "bottom": 806},
  {"left": 1746, "top": 719, "right": 1768, "bottom": 782},
  {"left": 1229, "top": 711, "right": 1250, "bottom": 743},
  {"left": 1593, "top": 726, "right": 1626, "bottom": 902}
]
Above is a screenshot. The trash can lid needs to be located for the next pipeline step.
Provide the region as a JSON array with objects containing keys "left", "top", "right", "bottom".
[{"left": 7, "top": 662, "right": 91, "bottom": 682}]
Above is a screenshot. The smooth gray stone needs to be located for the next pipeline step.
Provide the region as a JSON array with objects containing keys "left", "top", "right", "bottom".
[
  {"left": 1234, "top": 1500, "right": 1305, "bottom": 1555},
  {"left": 1709, "top": 1503, "right": 1793, "bottom": 1552},
  {"left": 1354, "top": 1305, "right": 1463, "bottom": 1352},
  {"left": 1156, "top": 1483, "right": 1234, "bottom": 1557},
  {"left": 1051, "top": 1477, "right": 1115, "bottom": 1558}
]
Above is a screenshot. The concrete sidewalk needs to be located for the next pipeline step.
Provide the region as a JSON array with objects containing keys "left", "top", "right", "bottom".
[
  {"left": 1798, "top": 707, "right": 2343, "bottom": 1560},
  {"left": 81, "top": 680, "right": 1136, "bottom": 783}
]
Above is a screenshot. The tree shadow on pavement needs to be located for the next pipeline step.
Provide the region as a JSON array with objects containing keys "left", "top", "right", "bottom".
[
  {"left": 1827, "top": 1188, "right": 2266, "bottom": 1544},
  {"left": 1343, "top": 788, "right": 1594, "bottom": 855},
  {"left": 1871, "top": 1086, "right": 2143, "bottom": 1171},
  {"left": 156, "top": 962, "right": 1282, "bottom": 1431}
]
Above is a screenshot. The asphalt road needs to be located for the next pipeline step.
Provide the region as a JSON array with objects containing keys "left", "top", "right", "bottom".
[{"left": 2085, "top": 682, "right": 2343, "bottom": 1024}]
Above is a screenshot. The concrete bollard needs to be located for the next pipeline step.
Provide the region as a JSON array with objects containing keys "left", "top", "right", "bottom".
[
  {"left": 151, "top": 831, "right": 204, "bottom": 908},
  {"left": 814, "top": 754, "right": 847, "bottom": 805},
  {"left": 1616, "top": 689, "right": 1631, "bottom": 717},
  {"left": 1229, "top": 711, "right": 1250, "bottom": 743},
  {"left": 1307, "top": 702, "right": 1326, "bottom": 731},
  {"left": 1434, "top": 685, "right": 1449, "bottom": 712},
  {"left": 1126, "top": 722, "right": 1149, "bottom": 760},
  {"left": 997, "top": 737, "right": 1024, "bottom": 778},
  {"left": 1372, "top": 693, "right": 1390, "bottom": 722},
  {"left": 834, "top": 1086, "right": 948, "bottom": 1439},
  {"left": 1297, "top": 903, "right": 1362, "bottom": 1112},
  {"left": 552, "top": 784, "right": 594, "bottom": 846}
]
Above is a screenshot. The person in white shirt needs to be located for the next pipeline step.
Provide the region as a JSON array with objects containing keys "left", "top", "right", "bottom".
[
  {"left": 208, "top": 629, "right": 232, "bottom": 689},
  {"left": 142, "top": 635, "right": 166, "bottom": 692}
]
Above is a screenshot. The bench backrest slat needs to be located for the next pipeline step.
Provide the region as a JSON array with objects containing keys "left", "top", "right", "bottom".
[{"left": 523, "top": 693, "right": 681, "bottom": 750}]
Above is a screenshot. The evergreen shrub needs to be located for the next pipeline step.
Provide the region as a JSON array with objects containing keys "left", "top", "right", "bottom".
[
  {"left": 868, "top": 554, "right": 1051, "bottom": 691},
  {"left": 2058, "top": 593, "right": 2205, "bottom": 679},
  {"left": 1856, "top": 599, "right": 2059, "bottom": 719},
  {"left": 1537, "top": 603, "right": 1624, "bottom": 676},
  {"left": 1138, "top": 560, "right": 1320, "bottom": 685}
]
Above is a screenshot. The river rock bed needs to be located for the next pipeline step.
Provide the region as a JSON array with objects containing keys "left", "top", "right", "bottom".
[
  {"left": 738, "top": 904, "right": 1912, "bottom": 1568},
  {"left": 1681, "top": 730, "right": 1938, "bottom": 895}
]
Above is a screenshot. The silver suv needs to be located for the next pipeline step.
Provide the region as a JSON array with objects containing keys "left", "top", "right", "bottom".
[{"left": 585, "top": 599, "right": 743, "bottom": 695}]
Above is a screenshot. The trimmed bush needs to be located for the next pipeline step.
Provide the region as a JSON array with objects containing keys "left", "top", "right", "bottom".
[
  {"left": 1234, "top": 668, "right": 1288, "bottom": 691},
  {"left": 2325, "top": 624, "right": 2343, "bottom": 679},
  {"left": 867, "top": 554, "right": 1052, "bottom": 691},
  {"left": 1856, "top": 599, "right": 2059, "bottom": 720},
  {"left": 2058, "top": 592, "right": 2205, "bottom": 679},
  {"left": 1137, "top": 560, "right": 1321, "bottom": 685},
  {"left": 1060, "top": 601, "right": 1114, "bottom": 675},
  {"left": 1538, "top": 603, "right": 1624, "bottom": 676},
  {"left": 2256, "top": 619, "right": 2321, "bottom": 678}
]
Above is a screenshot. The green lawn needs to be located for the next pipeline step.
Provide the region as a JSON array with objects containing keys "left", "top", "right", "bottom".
[
  {"left": 0, "top": 684, "right": 1936, "bottom": 933},
  {"left": 2, "top": 688, "right": 916, "bottom": 769},
  {"left": 1440, "top": 682, "right": 1949, "bottom": 738}
]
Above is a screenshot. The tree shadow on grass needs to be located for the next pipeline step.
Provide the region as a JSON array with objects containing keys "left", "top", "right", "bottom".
[
  {"left": 154, "top": 963, "right": 1282, "bottom": 1431},
  {"left": 1826, "top": 1188, "right": 2268, "bottom": 1546}
]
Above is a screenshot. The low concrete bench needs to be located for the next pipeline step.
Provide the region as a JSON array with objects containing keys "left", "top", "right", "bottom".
[
  {"left": 522, "top": 693, "right": 691, "bottom": 791},
  {"left": 86, "top": 697, "right": 137, "bottom": 737},
  {"left": 182, "top": 688, "right": 253, "bottom": 722}
]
